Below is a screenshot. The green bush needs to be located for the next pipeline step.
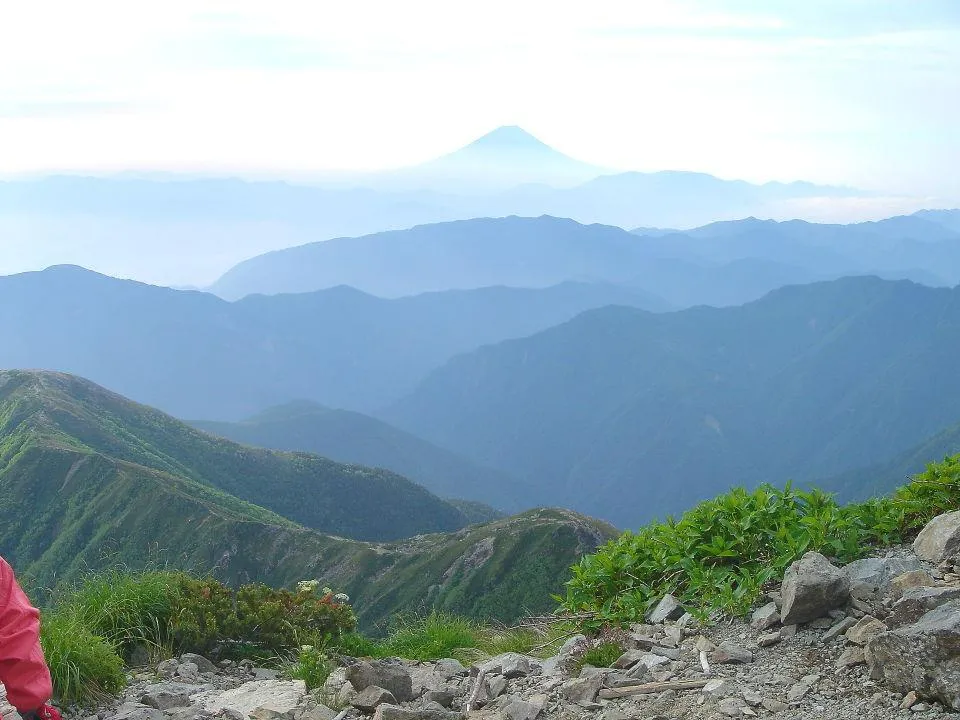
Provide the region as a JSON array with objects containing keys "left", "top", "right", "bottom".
[
  {"left": 40, "top": 613, "right": 126, "bottom": 705},
  {"left": 170, "top": 577, "right": 356, "bottom": 657},
  {"left": 561, "top": 455, "right": 960, "bottom": 624}
]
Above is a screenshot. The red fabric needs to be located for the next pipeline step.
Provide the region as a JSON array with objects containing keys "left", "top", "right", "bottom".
[{"left": 0, "top": 557, "right": 52, "bottom": 712}]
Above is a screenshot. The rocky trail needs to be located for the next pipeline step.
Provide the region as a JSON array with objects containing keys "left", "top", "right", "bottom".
[{"left": 5, "top": 510, "right": 960, "bottom": 720}]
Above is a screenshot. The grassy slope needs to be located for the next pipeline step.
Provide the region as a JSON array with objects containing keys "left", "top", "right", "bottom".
[
  {"left": 192, "top": 401, "right": 520, "bottom": 513},
  {"left": 0, "top": 372, "right": 615, "bottom": 630},
  {"left": 0, "top": 370, "right": 468, "bottom": 541}
]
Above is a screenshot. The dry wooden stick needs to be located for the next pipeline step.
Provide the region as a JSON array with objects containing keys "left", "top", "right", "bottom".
[{"left": 598, "top": 679, "right": 711, "bottom": 699}]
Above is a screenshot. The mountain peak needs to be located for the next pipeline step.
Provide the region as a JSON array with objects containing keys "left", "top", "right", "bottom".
[{"left": 465, "top": 126, "right": 553, "bottom": 151}]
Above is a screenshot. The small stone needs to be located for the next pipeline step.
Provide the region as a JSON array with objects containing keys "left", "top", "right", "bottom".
[
  {"left": 835, "top": 646, "right": 866, "bottom": 668},
  {"left": 822, "top": 616, "right": 857, "bottom": 642},
  {"left": 560, "top": 674, "right": 603, "bottom": 707},
  {"left": 422, "top": 691, "right": 454, "bottom": 708},
  {"left": 890, "top": 570, "right": 935, "bottom": 599},
  {"left": 179, "top": 654, "right": 217, "bottom": 674},
  {"left": 750, "top": 603, "right": 781, "bottom": 631},
  {"left": 757, "top": 632, "right": 781, "bottom": 648},
  {"left": 786, "top": 674, "right": 820, "bottom": 703},
  {"left": 761, "top": 699, "right": 789, "bottom": 713},
  {"left": 845, "top": 615, "right": 887, "bottom": 645},
  {"left": 710, "top": 641, "right": 753, "bottom": 664},
  {"left": 741, "top": 690, "right": 762, "bottom": 707},
  {"left": 900, "top": 691, "right": 919, "bottom": 709},
  {"left": 717, "top": 697, "right": 745, "bottom": 716},
  {"left": 434, "top": 659, "right": 467, "bottom": 679},
  {"left": 779, "top": 624, "right": 797, "bottom": 638},
  {"left": 702, "top": 679, "right": 736, "bottom": 699},
  {"left": 352, "top": 686, "right": 397, "bottom": 712},
  {"left": 647, "top": 594, "right": 685, "bottom": 623},
  {"left": 141, "top": 693, "right": 190, "bottom": 711},
  {"left": 486, "top": 675, "right": 507, "bottom": 700},
  {"left": 157, "top": 660, "right": 179, "bottom": 678}
]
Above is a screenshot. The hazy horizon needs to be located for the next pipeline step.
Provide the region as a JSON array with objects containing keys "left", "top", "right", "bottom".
[{"left": 2, "top": 1, "right": 959, "bottom": 203}]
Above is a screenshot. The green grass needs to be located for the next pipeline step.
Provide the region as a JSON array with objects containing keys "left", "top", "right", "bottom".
[
  {"left": 39, "top": 613, "right": 126, "bottom": 705},
  {"left": 331, "top": 611, "right": 579, "bottom": 664},
  {"left": 561, "top": 454, "right": 960, "bottom": 625},
  {"left": 578, "top": 641, "right": 624, "bottom": 670},
  {"left": 51, "top": 568, "right": 181, "bottom": 659}
]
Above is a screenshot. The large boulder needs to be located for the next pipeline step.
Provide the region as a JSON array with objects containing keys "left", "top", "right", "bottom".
[
  {"left": 346, "top": 660, "right": 415, "bottom": 702},
  {"left": 865, "top": 599, "right": 960, "bottom": 709},
  {"left": 780, "top": 551, "right": 850, "bottom": 625},
  {"left": 914, "top": 510, "right": 960, "bottom": 563}
]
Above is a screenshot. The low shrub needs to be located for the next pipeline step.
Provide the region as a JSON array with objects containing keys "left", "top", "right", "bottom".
[{"left": 170, "top": 577, "right": 356, "bottom": 658}]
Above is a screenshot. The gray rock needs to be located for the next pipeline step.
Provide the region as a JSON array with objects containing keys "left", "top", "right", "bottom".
[
  {"left": 761, "top": 698, "right": 789, "bottom": 713},
  {"left": 710, "top": 641, "right": 753, "bottom": 664},
  {"left": 422, "top": 691, "right": 454, "bottom": 708},
  {"left": 865, "top": 599, "right": 960, "bottom": 709},
  {"left": 914, "top": 510, "right": 960, "bottom": 563},
  {"left": 750, "top": 602, "right": 780, "bottom": 631},
  {"left": 140, "top": 692, "right": 190, "bottom": 711},
  {"left": 844, "top": 556, "right": 922, "bottom": 600},
  {"left": 786, "top": 674, "right": 820, "bottom": 703},
  {"left": 647, "top": 594, "right": 685, "bottom": 623},
  {"left": 373, "top": 705, "right": 463, "bottom": 720},
  {"left": 435, "top": 659, "right": 467, "bottom": 679},
  {"left": 179, "top": 653, "right": 217, "bottom": 674},
  {"left": 612, "top": 650, "right": 645, "bottom": 669},
  {"left": 649, "top": 646, "right": 681, "bottom": 660},
  {"left": 157, "top": 659, "right": 180, "bottom": 678},
  {"left": 481, "top": 653, "right": 540, "bottom": 679},
  {"left": 490, "top": 695, "right": 543, "bottom": 720},
  {"left": 202, "top": 679, "right": 307, "bottom": 718},
  {"left": 176, "top": 663, "right": 200, "bottom": 681},
  {"left": 845, "top": 615, "right": 888, "bottom": 645},
  {"left": 702, "top": 679, "right": 736, "bottom": 699},
  {"left": 560, "top": 674, "right": 603, "bottom": 707},
  {"left": 486, "top": 675, "right": 508, "bottom": 700},
  {"left": 822, "top": 616, "right": 857, "bottom": 642},
  {"left": 352, "top": 686, "right": 398, "bottom": 712},
  {"left": 890, "top": 570, "right": 936, "bottom": 599},
  {"left": 140, "top": 683, "right": 212, "bottom": 699},
  {"left": 780, "top": 552, "right": 850, "bottom": 625},
  {"left": 717, "top": 697, "right": 746, "bottom": 716},
  {"left": 557, "top": 635, "right": 586, "bottom": 661},
  {"left": 836, "top": 646, "right": 866, "bottom": 668},
  {"left": 253, "top": 668, "right": 279, "bottom": 681},
  {"left": 346, "top": 661, "right": 415, "bottom": 702},
  {"left": 889, "top": 585, "right": 960, "bottom": 628},
  {"left": 758, "top": 632, "right": 781, "bottom": 648}
]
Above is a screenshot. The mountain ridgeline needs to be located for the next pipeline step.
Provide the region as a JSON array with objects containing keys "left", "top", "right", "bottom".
[
  {"left": 0, "top": 370, "right": 615, "bottom": 629},
  {"left": 0, "top": 263, "right": 664, "bottom": 418},
  {"left": 384, "top": 276, "right": 960, "bottom": 527},
  {"left": 209, "top": 213, "right": 960, "bottom": 302}
]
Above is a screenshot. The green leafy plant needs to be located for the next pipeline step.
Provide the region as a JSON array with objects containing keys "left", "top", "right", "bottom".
[
  {"left": 285, "top": 643, "right": 334, "bottom": 691},
  {"left": 560, "top": 456, "right": 960, "bottom": 625}
]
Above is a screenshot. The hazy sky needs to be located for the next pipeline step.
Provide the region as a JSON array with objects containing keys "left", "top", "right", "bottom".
[{"left": 2, "top": 0, "right": 959, "bottom": 201}]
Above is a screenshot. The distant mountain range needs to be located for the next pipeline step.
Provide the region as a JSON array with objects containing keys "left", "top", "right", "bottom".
[
  {"left": 192, "top": 401, "right": 519, "bottom": 513},
  {"left": 382, "top": 276, "right": 960, "bottom": 527},
  {"left": 0, "top": 370, "right": 615, "bottom": 628},
  {"left": 0, "top": 262, "right": 664, "bottom": 417},
  {"left": 0, "top": 126, "right": 896, "bottom": 286},
  {"left": 211, "top": 213, "right": 960, "bottom": 302}
]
